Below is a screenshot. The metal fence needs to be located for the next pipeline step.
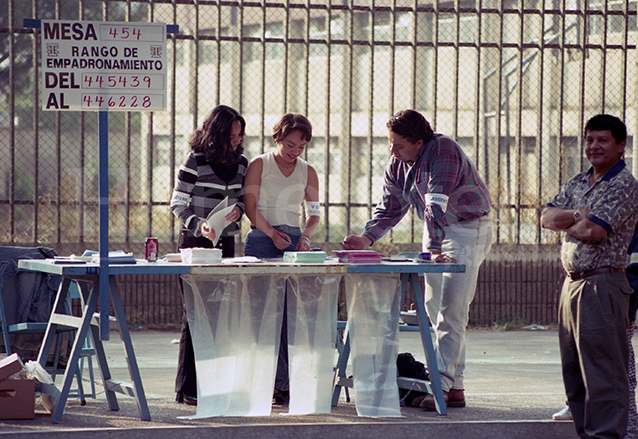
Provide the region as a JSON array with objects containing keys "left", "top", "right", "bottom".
[{"left": 1, "top": 0, "right": 637, "bottom": 253}]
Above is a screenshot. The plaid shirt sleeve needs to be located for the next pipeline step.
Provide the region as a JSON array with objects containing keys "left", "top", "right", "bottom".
[
  {"left": 420, "top": 138, "right": 462, "bottom": 251},
  {"left": 362, "top": 164, "right": 411, "bottom": 244},
  {"left": 422, "top": 135, "right": 491, "bottom": 252}
]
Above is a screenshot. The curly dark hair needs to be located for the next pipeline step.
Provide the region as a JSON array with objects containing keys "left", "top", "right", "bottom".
[
  {"left": 190, "top": 105, "right": 245, "bottom": 167},
  {"left": 386, "top": 109, "right": 434, "bottom": 144}
]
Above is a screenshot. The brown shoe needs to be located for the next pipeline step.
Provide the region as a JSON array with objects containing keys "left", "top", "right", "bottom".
[
  {"left": 419, "top": 391, "right": 448, "bottom": 411},
  {"left": 447, "top": 388, "right": 466, "bottom": 408},
  {"left": 410, "top": 395, "right": 427, "bottom": 407}
]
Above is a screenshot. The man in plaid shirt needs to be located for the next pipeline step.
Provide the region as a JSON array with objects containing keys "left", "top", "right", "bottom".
[{"left": 343, "top": 109, "right": 493, "bottom": 410}]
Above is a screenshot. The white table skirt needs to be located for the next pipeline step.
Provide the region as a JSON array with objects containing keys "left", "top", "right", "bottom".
[{"left": 181, "top": 272, "right": 340, "bottom": 417}]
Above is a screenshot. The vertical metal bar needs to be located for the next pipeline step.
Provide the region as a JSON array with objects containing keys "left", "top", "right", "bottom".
[
  {"left": 8, "top": 0, "right": 15, "bottom": 242},
  {"left": 55, "top": 0, "right": 63, "bottom": 246},
  {"left": 386, "top": 0, "right": 396, "bottom": 242},
  {"left": 577, "top": 1, "right": 589, "bottom": 174},
  {"left": 634, "top": 0, "right": 638, "bottom": 179},
  {"left": 348, "top": 0, "right": 354, "bottom": 234},
  {"left": 367, "top": 0, "right": 375, "bottom": 219},
  {"left": 32, "top": 0, "right": 41, "bottom": 242},
  {"left": 79, "top": 0, "right": 86, "bottom": 244},
  {"left": 193, "top": 1, "right": 200, "bottom": 129},
  {"left": 99, "top": 110, "right": 110, "bottom": 340},
  {"left": 216, "top": 0, "right": 222, "bottom": 106},
  {"left": 515, "top": 4, "right": 524, "bottom": 243},
  {"left": 620, "top": 0, "right": 629, "bottom": 120},
  {"left": 80, "top": 112, "right": 86, "bottom": 243},
  {"left": 535, "top": 3, "right": 547, "bottom": 244},
  {"left": 237, "top": 0, "right": 244, "bottom": 110},
  {"left": 324, "top": 7, "right": 332, "bottom": 239},
  {"left": 343, "top": 1, "right": 354, "bottom": 237},
  {"left": 124, "top": 2, "right": 132, "bottom": 245},
  {"left": 474, "top": 0, "right": 483, "bottom": 174},
  {"left": 557, "top": 0, "right": 568, "bottom": 188},
  {"left": 283, "top": 0, "right": 290, "bottom": 112},
  {"left": 169, "top": 0, "right": 188, "bottom": 248},
  {"left": 452, "top": 0, "right": 459, "bottom": 139},
  {"left": 299, "top": 0, "right": 311, "bottom": 233},
  {"left": 431, "top": 0, "right": 439, "bottom": 129},
  {"left": 389, "top": 0, "right": 396, "bottom": 116},
  {"left": 168, "top": 1, "right": 179, "bottom": 246},
  {"left": 410, "top": 0, "right": 417, "bottom": 111},
  {"left": 303, "top": 0, "right": 310, "bottom": 118},
  {"left": 56, "top": 112, "right": 61, "bottom": 244},
  {"left": 259, "top": 0, "right": 267, "bottom": 154},
  {"left": 494, "top": 1, "right": 505, "bottom": 244},
  {"left": 146, "top": 1, "right": 155, "bottom": 236},
  {"left": 601, "top": 0, "right": 608, "bottom": 112},
  {"left": 409, "top": 0, "right": 419, "bottom": 243}
]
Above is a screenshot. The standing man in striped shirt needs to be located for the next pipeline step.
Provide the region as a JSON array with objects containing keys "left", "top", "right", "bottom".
[{"left": 343, "top": 109, "right": 493, "bottom": 410}]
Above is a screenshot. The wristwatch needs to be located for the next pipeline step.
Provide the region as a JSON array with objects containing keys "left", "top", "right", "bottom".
[{"left": 573, "top": 210, "right": 581, "bottom": 221}]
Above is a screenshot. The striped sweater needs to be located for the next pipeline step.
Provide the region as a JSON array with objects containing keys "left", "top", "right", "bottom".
[{"left": 170, "top": 152, "right": 247, "bottom": 238}]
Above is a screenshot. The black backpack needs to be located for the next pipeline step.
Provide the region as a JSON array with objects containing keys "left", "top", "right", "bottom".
[{"left": 396, "top": 352, "right": 429, "bottom": 406}]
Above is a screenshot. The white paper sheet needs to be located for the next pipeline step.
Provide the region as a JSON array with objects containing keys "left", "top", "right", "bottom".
[{"left": 206, "top": 197, "right": 236, "bottom": 246}]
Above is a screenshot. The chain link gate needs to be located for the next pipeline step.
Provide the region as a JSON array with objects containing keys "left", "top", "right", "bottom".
[{"left": 1, "top": 0, "right": 636, "bottom": 326}]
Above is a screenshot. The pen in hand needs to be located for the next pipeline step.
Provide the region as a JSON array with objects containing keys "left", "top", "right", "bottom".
[{"left": 276, "top": 230, "right": 291, "bottom": 244}]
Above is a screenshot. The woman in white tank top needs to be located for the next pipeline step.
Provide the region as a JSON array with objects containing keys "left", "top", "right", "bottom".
[
  {"left": 243, "top": 113, "right": 321, "bottom": 404},
  {"left": 244, "top": 113, "right": 320, "bottom": 258}
]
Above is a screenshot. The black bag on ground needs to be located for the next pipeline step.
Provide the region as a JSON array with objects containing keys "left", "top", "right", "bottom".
[{"left": 396, "top": 352, "right": 429, "bottom": 406}]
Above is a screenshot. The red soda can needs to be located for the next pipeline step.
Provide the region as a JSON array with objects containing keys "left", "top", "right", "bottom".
[{"left": 145, "top": 237, "right": 158, "bottom": 262}]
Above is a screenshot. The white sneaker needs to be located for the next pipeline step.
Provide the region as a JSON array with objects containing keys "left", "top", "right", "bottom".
[{"left": 552, "top": 405, "right": 572, "bottom": 420}]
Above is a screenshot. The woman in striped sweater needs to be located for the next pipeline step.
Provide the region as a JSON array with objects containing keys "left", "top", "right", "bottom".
[{"left": 170, "top": 105, "right": 248, "bottom": 405}]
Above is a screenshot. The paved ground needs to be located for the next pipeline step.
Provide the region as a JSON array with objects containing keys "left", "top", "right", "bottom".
[{"left": 0, "top": 328, "right": 586, "bottom": 438}]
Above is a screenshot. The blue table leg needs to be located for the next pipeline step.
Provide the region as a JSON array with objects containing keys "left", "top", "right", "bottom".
[
  {"left": 408, "top": 273, "right": 447, "bottom": 415},
  {"left": 37, "top": 275, "right": 150, "bottom": 422},
  {"left": 46, "top": 278, "right": 119, "bottom": 423},
  {"left": 108, "top": 276, "right": 151, "bottom": 421},
  {"left": 331, "top": 273, "right": 447, "bottom": 415},
  {"left": 331, "top": 323, "right": 351, "bottom": 405}
]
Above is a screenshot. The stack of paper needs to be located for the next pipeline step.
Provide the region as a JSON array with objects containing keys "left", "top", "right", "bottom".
[
  {"left": 332, "top": 250, "right": 384, "bottom": 263},
  {"left": 283, "top": 251, "right": 327, "bottom": 263},
  {"left": 91, "top": 251, "right": 136, "bottom": 264}
]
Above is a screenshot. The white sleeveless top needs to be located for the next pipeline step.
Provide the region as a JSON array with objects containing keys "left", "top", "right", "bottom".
[{"left": 257, "top": 152, "right": 308, "bottom": 227}]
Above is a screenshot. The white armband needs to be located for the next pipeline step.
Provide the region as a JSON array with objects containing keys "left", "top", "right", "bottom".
[
  {"left": 305, "top": 201, "right": 321, "bottom": 217},
  {"left": 425, "top": 193, "right": 449, "bottom": 212},
  {"left": 170, "top": 191, "right": 191, "bottom": 207}
]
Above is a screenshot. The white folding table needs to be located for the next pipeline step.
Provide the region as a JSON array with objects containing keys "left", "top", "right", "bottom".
[
  {"left": 17, "top": 259, "right": 191, "bottom": 423},
  {"left": 333, "top": 261, "right": 466, "bottom": 416}
]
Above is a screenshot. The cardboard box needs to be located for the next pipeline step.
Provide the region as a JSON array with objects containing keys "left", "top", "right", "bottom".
[
  {"left": 0, "top": 354, "right": 24, "bottom": 382},
  {"left": 0, "top": 378, "right": 35, "bottom": 419}
]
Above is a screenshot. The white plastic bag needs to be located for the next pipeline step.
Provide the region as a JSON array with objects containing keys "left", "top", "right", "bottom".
[{"left": 23, "top": 361, "right": 60, "bottom": 413}]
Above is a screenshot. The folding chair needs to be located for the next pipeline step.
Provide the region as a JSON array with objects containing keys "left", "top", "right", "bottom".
[{"left": 0, "top": 247, "right": 92, "bottom": 404}]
